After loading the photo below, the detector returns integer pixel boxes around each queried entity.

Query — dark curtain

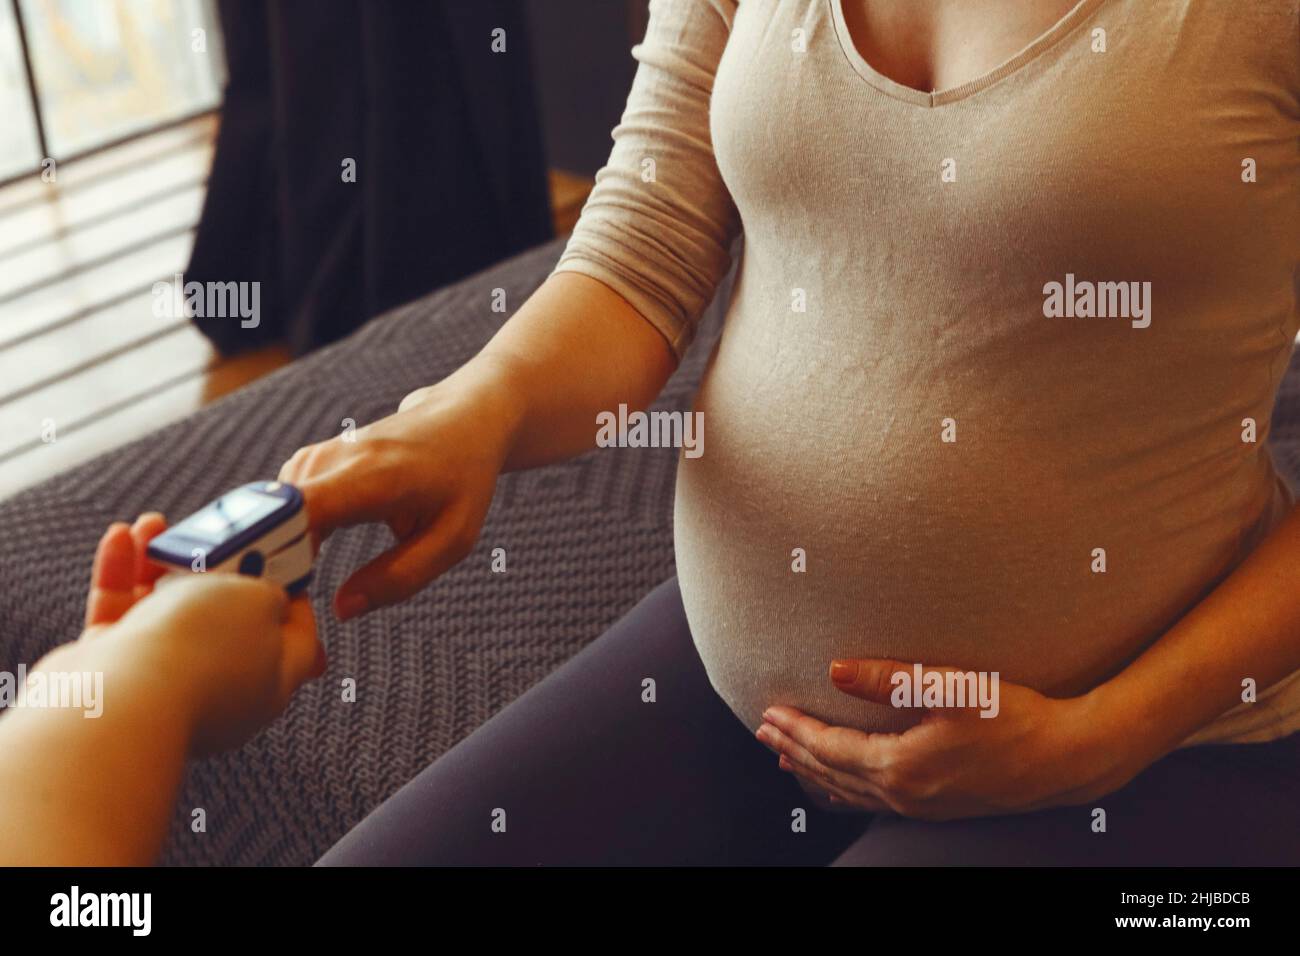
[187,0,553,356]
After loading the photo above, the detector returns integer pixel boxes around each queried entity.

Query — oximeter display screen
[172,488,282,542]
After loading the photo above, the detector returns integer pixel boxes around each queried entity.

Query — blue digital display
[170,488,282,543]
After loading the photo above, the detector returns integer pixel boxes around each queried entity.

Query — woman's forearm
[1088,502,1300,767]
[422,272,679,473]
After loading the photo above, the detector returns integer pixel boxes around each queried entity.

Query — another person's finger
[129,512,168,589]
[85,523,138,628]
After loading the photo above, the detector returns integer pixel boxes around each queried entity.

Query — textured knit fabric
[0,238,734,866]
[554,0,1300,745]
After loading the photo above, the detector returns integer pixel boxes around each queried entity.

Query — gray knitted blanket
[0,236,1296,865]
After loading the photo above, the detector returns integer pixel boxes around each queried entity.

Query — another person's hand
[755,658,1147,820]
[278,373,518,620]
[76,515,325,755]
[0,519,325,865]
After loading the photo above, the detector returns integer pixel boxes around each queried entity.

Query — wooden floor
[0,115,592,501]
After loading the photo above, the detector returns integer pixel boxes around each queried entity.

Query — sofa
[0,235,1296,865]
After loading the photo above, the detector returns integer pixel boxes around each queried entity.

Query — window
[0,2,41,179]
[0,0,223,180]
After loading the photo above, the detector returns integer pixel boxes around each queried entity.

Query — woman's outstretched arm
[280,0,741,619]
[278,271,683,618]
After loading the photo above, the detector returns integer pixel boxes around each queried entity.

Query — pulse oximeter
[146,481,313,594]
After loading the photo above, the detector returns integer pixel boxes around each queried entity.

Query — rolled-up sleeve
[552,0,741,359]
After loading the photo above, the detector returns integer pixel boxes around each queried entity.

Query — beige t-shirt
[554,0,1300,746]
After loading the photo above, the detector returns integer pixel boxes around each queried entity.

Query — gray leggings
[319,577,1300,866]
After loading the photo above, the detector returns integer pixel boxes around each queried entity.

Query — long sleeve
[552,0,742,359]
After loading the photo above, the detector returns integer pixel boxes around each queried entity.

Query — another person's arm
[0,518,322,865]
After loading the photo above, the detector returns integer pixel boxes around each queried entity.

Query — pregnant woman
[299,0,1300,865]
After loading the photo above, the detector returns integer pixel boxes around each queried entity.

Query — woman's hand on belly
[754,658,1133,821]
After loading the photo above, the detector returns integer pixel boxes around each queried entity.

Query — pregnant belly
[671,344,1266,735]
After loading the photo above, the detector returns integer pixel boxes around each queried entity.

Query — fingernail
[778,755,792,771]
[761,708,774,723]
[335,592,368,621]
[830,660,857,684]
